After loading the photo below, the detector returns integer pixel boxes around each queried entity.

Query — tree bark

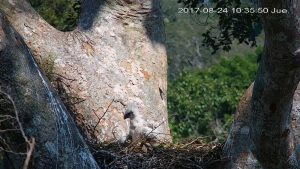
[0,12,99,169]
[224,1,300,168]
[0,0,171,143]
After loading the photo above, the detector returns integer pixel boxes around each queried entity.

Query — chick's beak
[124,112,130,119]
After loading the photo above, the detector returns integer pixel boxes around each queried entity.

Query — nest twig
[91,138,226,169]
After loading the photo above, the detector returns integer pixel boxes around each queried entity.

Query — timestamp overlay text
[178,7,288,14]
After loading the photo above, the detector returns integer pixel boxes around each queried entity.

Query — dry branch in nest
[91,138,227,169]
[0,91,35,169]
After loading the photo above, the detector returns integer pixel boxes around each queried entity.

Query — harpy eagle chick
[123,103,159,143]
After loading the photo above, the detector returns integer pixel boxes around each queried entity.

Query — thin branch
[0,129,20,132]
[22,138,35,169]
[0,115,16,123]
[0,147,27,155]
[0,91,35,168]
[93,99,115,131]
[3,92,29,143]
[52,73,76,82]
[145,118,168,138]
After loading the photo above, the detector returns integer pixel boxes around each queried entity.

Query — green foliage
[168,48,261,141]
[29,0,80,31]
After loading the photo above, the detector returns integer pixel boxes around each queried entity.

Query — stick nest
[91,138,227,169]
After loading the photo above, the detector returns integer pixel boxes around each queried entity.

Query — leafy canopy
[29,0,80,31]
[168,48,260,141]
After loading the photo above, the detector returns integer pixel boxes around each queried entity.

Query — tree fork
[0,0,171,143]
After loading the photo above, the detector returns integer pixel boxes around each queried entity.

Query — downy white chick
[123,103,158,143]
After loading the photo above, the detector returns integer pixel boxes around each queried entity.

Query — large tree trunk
[0,0,171,143]
[224,1,300,168]
[0,13,99,169]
